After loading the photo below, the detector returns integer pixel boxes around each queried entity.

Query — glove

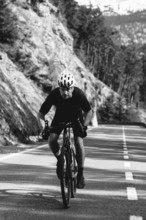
[42,129,50,140]
[81,125,87,138]
[76,119,87,138]
[42,120,50,140]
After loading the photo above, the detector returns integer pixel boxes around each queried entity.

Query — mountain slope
[104,10,146,45]
[0,0,115,146]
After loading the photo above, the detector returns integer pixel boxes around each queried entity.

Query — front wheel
[71,147,78,198]
[60,148,71,208]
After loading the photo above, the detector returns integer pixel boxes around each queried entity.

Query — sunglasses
[60,87,74,92]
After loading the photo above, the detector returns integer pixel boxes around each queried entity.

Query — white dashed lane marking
[124,150,128,155]
[124,155,129,160]
[122,127,143,220]
[125,172,133,181]
[130,216,143,220]
[127,187,138,200]
[124,161,131,168]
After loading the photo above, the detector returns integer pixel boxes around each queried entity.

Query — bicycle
[44,121,78,208]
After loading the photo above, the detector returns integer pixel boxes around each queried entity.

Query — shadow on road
[0,125,146,219]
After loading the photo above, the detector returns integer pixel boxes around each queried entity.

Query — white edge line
[0,144,48,161]
[0,128,95,162]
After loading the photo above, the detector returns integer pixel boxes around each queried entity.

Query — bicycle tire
[71,147,77,198]
[60,147,71,208]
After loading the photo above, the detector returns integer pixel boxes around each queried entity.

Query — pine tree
[0,0,18,44]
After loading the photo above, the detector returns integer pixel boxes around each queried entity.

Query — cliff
[0,0,115,146]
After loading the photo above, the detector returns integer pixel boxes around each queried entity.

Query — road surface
[0,125,146,220]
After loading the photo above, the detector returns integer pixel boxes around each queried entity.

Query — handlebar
[45,120,78,129]
[42,119,87,140]
[41,121,73,140]
[50,122,73,130]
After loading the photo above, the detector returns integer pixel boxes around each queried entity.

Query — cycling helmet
[58,70,75,88]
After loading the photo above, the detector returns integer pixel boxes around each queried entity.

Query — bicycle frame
[60,123,78,208]
[63,126,71,150]
[46,121,77,208]
[63,126,77,178]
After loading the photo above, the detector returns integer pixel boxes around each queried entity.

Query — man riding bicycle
[38,70,92,189]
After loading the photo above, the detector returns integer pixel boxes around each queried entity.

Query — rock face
[0,0,113,146]
[0,52,43,145]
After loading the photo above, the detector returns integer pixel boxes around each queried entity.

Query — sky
[75,0,146,14]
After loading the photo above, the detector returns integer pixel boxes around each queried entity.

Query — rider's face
[59,87,74,99]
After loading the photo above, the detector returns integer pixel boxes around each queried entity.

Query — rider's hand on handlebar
[42,120,50,140]
[76,119,88,138]
[81,125,87,138]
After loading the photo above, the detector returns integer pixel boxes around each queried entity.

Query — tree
[0,0,18,44]
[98,94,127,123]
[139,44,146,105]
[56,0,144,109]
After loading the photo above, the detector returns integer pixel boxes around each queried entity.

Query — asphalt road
[0,125,146,220]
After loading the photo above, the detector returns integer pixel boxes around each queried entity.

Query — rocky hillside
[104,10,146,45]
[0,0,115,146]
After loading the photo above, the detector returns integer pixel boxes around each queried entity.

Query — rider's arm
[83,109,93,127]
[76,88,93,127]
[38,89,57,132]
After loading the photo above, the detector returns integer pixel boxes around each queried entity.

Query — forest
[51,0,146,109]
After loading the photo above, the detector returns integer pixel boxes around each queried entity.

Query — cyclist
[38,70,93,189]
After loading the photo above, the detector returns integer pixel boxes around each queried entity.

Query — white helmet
[58,70,75,88]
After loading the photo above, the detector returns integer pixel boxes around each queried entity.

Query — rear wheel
[60,148,71,208]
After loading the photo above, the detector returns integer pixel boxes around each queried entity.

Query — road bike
[45,121,78,208]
